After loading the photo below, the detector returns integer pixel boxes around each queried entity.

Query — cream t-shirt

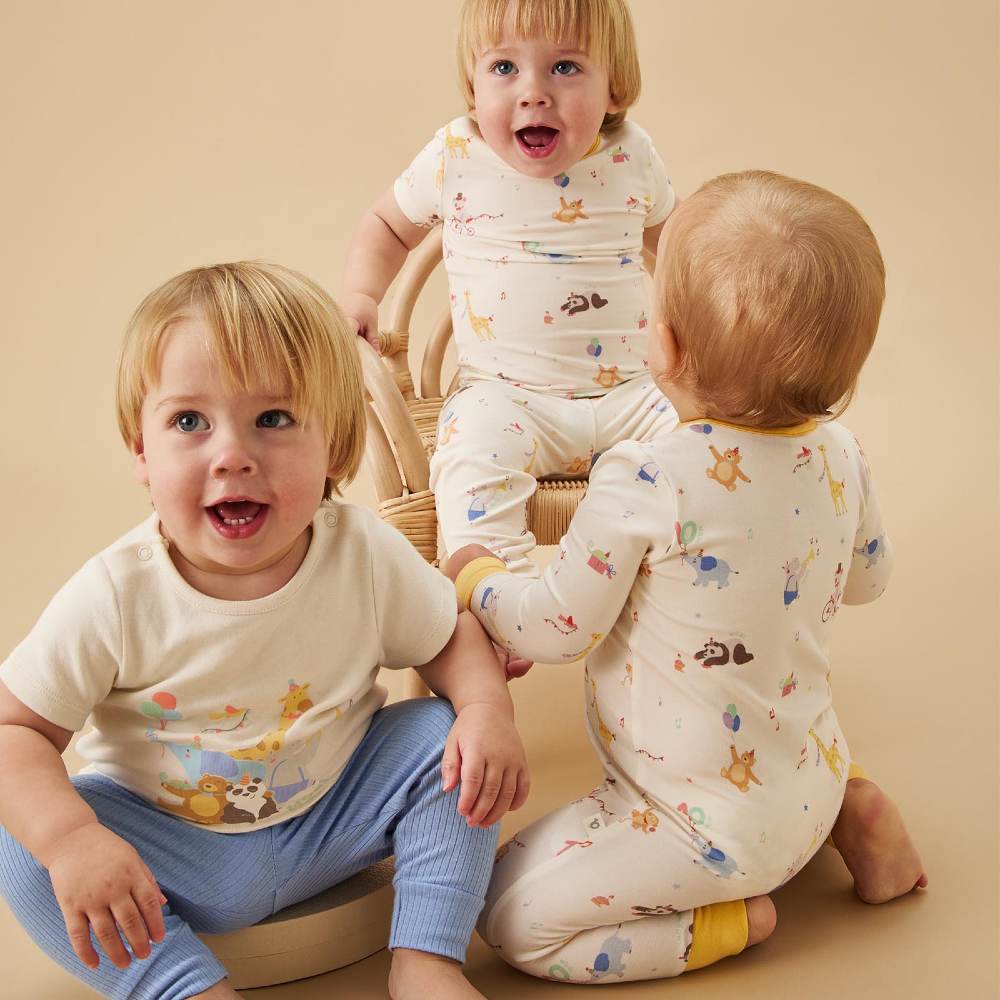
[394,116,675,396]
[0,503,457,832]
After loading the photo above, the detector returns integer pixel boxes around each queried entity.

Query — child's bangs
[198,300,306,412]
[467,0,608,61]
[187,269,334,436]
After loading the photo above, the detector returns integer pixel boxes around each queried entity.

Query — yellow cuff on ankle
[455,556,508,610]
[686,899,748,971]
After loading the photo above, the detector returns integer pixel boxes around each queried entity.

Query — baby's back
[588,419,889,885]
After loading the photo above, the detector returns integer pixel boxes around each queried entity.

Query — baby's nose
[210,439,258,477]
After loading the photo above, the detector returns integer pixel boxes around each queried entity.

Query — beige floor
[1,0,997,997]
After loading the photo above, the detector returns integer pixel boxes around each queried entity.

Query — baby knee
[478,895,553,973]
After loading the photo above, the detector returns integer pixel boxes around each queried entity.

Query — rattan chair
[358,225,656,697]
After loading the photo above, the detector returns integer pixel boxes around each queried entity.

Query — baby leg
[431,383,590,575]
[271,699,499,1000]
[831,765,927,904]
[480,780,767,983]
[593,373,679,456]
[0,774,271,999]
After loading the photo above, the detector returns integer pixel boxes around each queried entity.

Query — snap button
[137,545,153,562]
[324,511,339,527]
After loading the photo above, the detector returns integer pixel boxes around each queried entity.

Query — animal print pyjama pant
[479,773,763,983]
[430,375,677,574]
[0,699,497,999]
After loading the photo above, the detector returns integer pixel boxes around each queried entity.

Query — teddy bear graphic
[706,445,751,492]
[157,773,229,825]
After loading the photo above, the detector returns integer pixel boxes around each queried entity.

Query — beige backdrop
[0,2,997,998]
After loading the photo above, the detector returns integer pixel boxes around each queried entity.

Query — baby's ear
[657,321,682,374]
[133,438,150,486]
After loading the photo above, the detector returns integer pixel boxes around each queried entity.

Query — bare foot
[831,777,928,904]
[745,894,777,948]
[388,949,485,1000]
[493,641,533,681]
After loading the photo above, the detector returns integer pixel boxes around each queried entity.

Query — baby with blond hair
[447,170,926,982]
[343,0,678,587]
[0,261,528,1000]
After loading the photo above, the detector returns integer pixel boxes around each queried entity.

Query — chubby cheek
[281,481,320,514]
[146,466,200,521]
[474,109,508,151]
[276,459,329,513]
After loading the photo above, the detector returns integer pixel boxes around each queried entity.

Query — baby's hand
[341,291,380,352]
[442,703,530,827]
[46,821,166,970]
[442,543,496,583]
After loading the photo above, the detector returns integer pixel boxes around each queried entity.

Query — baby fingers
[111,897,154,960]
[62,909,100,969]
[475,768,522,828]
[88,909,132,969]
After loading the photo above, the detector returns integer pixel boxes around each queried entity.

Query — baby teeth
[222,516,254,526]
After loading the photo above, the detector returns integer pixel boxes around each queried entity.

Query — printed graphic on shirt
[854,534,886,568]
[809,727,846,781]
[150,680,321,826]
[681,551,737,588]
[782,539,818,608]
[821,562,846,622]
[693,638,754,668]
[818,444,847,516]
[706,444,751,492]
[721,744,763,793]
[552,196,589,223]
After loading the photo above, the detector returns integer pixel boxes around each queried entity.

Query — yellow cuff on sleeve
[454,556,509,610]
[686,898,748,971]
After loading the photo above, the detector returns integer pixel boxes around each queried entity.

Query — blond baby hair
[658,170,886,428]
[116,261,366,499]
[457,0,641,132]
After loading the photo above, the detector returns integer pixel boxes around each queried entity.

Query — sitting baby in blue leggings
[0,262,528,1000]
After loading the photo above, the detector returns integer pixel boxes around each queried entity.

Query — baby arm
[843,453,894,605]
[342,187,430,350]
[0,681,166,970]
[415,609,530,828]
[447,447,656,664]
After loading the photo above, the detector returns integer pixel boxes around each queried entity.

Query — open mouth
[515,125,559,158]
[207,500,268,539]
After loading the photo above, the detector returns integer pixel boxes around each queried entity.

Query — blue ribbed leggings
[0,698,498,999]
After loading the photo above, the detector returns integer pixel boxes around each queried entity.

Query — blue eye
[491,60,516,76]
[257,410,293,429]
[174,411,208,433]
[553,60,579,76]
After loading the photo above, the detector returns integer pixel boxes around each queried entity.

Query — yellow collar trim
[583,134,602,158]
[679,417,818,437]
